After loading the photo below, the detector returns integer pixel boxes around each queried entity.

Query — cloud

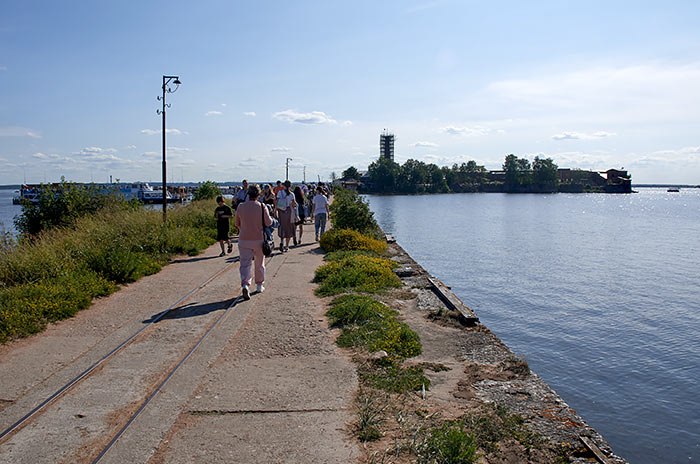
[238,157,259,168]
[0,126,42,138]
[205,110,222,116]
[0,66,7,71]
[140,128,183,135]
[221,104,227,108]
[271,147,292,153]
[142,151,160,158]
[124,145,136,149]
[486,62,700,122]
[411,141,439,148]
[343,120,353,126]
[441,125,490,137]
[243,111,256,117]
[552,131,617,141]
[165,146,191,156]
[273,109,337,125]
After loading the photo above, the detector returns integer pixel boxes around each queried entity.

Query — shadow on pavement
[143,298,236,323]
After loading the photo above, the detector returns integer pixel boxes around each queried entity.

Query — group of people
[213,180,331,300]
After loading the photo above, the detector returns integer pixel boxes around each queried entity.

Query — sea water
[367,189,700,464]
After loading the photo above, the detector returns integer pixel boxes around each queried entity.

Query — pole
[162,78,167,222]
[286,157,292,181]
[303,166,306,183]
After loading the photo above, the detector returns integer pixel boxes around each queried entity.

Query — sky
[1,0,700,185]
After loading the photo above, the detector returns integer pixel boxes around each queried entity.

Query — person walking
[234,179,249,210]
[274,180,296,252]
[293,185,306,245]
[234,184,273,300]
[312,185,329,241]
[262,184,275,205]
[214,196,233,256]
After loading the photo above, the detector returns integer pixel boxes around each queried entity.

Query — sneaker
[256,284,265,293]
[241,286,250,300]
[315,234,319,241]
[293,236,298,246]
[219,252,226,257]
[227,243,233,253]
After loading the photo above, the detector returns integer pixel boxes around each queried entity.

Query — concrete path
[0,222,359,463]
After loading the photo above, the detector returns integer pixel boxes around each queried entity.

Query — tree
[532,156,559,192]
[193,180,221,201]
[503,154,531,192]
[368,157,400,192]
[342,166,360,180]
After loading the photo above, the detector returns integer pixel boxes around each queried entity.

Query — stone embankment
[0,220,626,463]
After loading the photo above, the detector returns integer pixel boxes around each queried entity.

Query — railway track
[0,251,250,457]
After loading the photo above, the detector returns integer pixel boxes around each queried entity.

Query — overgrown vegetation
[418,421,478,464]
[314,254,400,296]
[14,180,139,235]
[192,180,221,201]
[319,228,386,254]
[329,188,382,236]
[0,200,220,343]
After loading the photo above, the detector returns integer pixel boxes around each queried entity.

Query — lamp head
[173,78,181,85]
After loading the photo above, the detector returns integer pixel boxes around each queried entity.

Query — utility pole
[156,75,182,222]
[303,166,306,183]
[286,157,292,181]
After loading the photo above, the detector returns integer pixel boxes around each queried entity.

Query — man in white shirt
[311,185,329,241]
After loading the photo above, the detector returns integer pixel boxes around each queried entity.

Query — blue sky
[1,0,700,184]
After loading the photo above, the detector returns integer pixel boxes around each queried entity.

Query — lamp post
[286,157,292,181]
[156,75,181,222]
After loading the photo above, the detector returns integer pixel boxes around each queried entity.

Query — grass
[359,360,430,393]
[0,200,221,343]
[319,228,387,254]
[314,254,401,296]
[418,421,478,464]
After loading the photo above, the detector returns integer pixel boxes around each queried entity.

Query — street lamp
[286,157,292,181]
[156,75,181,222]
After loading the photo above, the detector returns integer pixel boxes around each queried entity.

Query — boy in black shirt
[214,196,233,256]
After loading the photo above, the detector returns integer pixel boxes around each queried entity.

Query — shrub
[0,199,219,343]
[193,180,221,201]
[420,422,478,464]
[336,317,422,359]
[319,228,387,254]
[323,249,382,262]
[330,189,380,235]
[314,254,400,296]
[326,294,397,327]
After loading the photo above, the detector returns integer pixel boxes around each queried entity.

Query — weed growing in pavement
[416,421,478,464]
[359,360,430,394]
[356,387,390,441]
[319,228,387,254]
[314,254,400,296]
[0,200,220,343]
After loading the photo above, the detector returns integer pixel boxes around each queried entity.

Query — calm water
[0,188,20,236]
[367,189,700,464]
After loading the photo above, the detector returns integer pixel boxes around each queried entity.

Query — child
[214,196,233,256]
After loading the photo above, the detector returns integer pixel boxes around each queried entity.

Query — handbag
[261,204,274,257]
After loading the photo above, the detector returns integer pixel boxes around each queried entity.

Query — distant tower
[379,129,395,161]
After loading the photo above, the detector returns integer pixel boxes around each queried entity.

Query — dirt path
[0,222,359,463]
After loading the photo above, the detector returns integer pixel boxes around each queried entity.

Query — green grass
[0,200,220,343]
[319,228,387,254]
[326,294,398,327]
[359,361,430,393]
[315,254,400,296]
[418,421,478,464]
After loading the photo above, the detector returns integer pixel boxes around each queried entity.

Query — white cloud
[140,128,183,135]
[0,126,41,138]
[271,147,292,153]
[238,157,259,168]
[205,110,222,116]
[125,145,136,149]
[166,146,191,156]
[441,125,490,137]
[243,111,256,117]
[552,131,617,141]
[273,109,337,125]
[411,141,439,148]
[343,120,353,126]
[0,66,7,71]
[486,62,700,123]
[221,104,227,108]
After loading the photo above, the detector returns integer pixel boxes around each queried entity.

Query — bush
[336,317,422,359]
[319,228,387,254]
[330,189,380,236]
[360,361,429,393]
[0,199,219,343]
[193,180,221,201]
[323,249,382,262]
[326,294,397,327]
[314,254,400,296]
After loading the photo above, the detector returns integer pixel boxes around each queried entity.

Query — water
[367,189,700,464]
[0,188,21,236]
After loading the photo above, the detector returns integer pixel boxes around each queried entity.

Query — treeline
[346,154,563,194]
